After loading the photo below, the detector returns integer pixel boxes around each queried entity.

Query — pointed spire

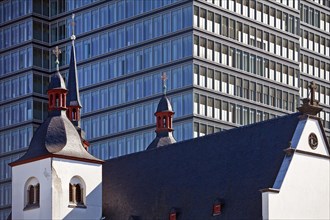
[146,73,176,150]
[66,14,89,150]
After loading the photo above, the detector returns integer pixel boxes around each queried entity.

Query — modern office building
[0,0,329,218]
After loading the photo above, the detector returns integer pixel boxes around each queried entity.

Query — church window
[169,208,178,220]
[212,199,222,216]
[69,176,86,208]
[24,177,40,210]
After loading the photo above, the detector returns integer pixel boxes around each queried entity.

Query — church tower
[66,14,90,150]
[147,73,176,150]
[10,47,103,220]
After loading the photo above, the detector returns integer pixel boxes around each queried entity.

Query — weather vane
[161,72,167,95]
[52,46,61,71]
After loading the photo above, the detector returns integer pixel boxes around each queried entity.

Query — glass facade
[0,0,330,217]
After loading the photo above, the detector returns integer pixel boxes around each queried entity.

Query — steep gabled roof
[103,113,301,219]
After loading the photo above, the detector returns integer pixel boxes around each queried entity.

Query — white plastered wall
[52,158,102,220]
[12,157,102,220]
[262,118,330,220]
[12,158,52,220]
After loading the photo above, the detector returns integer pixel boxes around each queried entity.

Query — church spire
[146,73,176,150]
[66,14,82,126]
[66,14,90,150]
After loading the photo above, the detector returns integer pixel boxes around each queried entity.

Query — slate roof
[156,95,173,112]
[103,112,301,220]
[66,45,82,107]
[146,131,176,150]
[11,111,102,165]
[48,71,66,90]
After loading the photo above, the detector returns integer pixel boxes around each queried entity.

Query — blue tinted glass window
[100,88,108,108]
[163,41,171,63]
[163,13,171,35]
[172,38,182,60]
[109,58,117,79]
[117,27,125,48]
[100,33,108,54]
[183,6,193,28]
[109,85,117,106]
[117,1,125,20]
[126,25,134,46]
[100,60,109,81]
[135,0,143,15]
[126,81,134,102]
[143,19,152,40]
[172,9,182,32]
[135,106,143,127]
[91,36,99,57]
[109,3,117,24]
[126,109,134,129]
[144,47,152,69]
[126,53,134,74]
[135,22,143,43]
[100,6,108,26]
[183,35,192,57]
[117,111,126,132]
[135,78,143,99]
[126,0,134,18]
[83,12,91,32]
[144,75,152,97]
[153,15,162,38]
[92,9,99,29]
[135,50,143,71]
[109,113,117,133]
[153,44,162,66]
[109,31,117,51]
[117,55,125,76]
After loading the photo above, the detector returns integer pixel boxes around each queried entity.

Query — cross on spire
[161,72,167,95]
[52,46,61,70]
[309,81,317,105]
[71,14,76,41]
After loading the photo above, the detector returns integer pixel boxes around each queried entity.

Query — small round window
[308,133,318,150]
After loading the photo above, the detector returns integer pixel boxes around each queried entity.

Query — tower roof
[48,71,67,90]
[10,111,102,166]
[66,15,81,107]
[66,44,82,107]
[156,95,173,112]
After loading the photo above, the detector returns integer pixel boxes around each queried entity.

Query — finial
[309,81,317,105]
[71,14,76,41]
[297,81,322,115]
[52,46,61,71]
[161,72,167,95]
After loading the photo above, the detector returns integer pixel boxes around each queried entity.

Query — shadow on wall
[64,183,102,220]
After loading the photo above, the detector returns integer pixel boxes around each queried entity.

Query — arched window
[24,177,40,210]
[163,117,166,127]
[55,94,59,107]
[72,108,77,121]
[69,176,86,208]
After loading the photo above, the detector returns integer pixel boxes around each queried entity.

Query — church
[9,23,330,220]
